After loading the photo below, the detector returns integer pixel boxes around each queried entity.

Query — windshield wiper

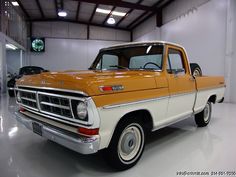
[109,65,129,70]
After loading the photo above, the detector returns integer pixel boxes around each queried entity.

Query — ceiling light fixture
[96,8,126,17]
[107,17,116,25]
[11,1,19,6]
[58,10,67,17]
[96,8,111,14]
[6,44,17,50]
[112,11,126,17]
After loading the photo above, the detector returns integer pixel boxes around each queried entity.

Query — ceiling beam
[30,18,130,31]
[89,4,98,23]
[54,0,59,17]
[130,0,175,29]
[72,0,157,12]
[15,0,30,19]
[75,1,81,20]
[116,0,144,27]
[102,6,116,25]
[60,0,64,9]
[127,0,174,29]
[35,0,45,18]
[126,11,149,29]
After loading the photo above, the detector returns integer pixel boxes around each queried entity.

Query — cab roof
[101,41,184,51]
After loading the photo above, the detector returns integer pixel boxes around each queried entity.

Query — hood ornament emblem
[41,80,46,85]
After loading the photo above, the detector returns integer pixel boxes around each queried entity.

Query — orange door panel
[165,45,196,120]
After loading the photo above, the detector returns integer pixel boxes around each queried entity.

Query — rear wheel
[190,63,202,77]
[195,101,212,127]
[104,119,145,171]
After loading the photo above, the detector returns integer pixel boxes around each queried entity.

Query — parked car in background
[7,66,48,97]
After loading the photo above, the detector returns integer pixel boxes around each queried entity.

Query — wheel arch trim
[105,109,154,149]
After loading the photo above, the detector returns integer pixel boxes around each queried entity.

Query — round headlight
[76,102,87,120]
[16,92,21,102]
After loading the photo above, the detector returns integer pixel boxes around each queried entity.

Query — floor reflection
[0,94,236,177]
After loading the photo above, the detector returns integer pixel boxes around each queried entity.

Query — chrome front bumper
[14,111,100,154]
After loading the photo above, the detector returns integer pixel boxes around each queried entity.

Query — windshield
[90,44,164,71]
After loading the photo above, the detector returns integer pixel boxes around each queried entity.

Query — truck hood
[16,70,159,96]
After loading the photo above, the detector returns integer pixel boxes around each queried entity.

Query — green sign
[31,38,45,52]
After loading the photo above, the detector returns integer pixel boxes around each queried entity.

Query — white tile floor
[0,94,236,177]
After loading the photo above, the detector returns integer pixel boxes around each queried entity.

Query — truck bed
[194,76,225,113]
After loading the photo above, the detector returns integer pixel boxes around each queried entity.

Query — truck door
[165,45,196,121]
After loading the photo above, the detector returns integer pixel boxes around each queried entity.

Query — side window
[167,48,185,74]
[97,54,118,70]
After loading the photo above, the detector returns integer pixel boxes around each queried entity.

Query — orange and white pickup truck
[14,41,225,170]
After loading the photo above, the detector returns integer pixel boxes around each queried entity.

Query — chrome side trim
[16,85,89,96]
[8,87,14,90]
[102,86,224,110]
[197,85,225,92]
[103,96,169,109]
[170,91,196,98]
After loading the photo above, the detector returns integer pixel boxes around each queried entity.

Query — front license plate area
[32,122,42,136]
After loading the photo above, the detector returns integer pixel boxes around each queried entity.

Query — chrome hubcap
[120,132,136,154]
[204,103,210,122]
[118,124,144,163]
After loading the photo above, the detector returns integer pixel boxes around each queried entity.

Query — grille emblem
[59,81,64,85]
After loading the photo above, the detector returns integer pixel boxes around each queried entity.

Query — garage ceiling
[15,0,174,31]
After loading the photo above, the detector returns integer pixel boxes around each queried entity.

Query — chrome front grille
[38,93,73,118]
[16,88,79,121]
[19,90,37,109]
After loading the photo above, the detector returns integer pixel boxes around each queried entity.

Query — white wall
[29,38,124,71]
[133,0,235,102]
[161,0,227,76]
[0,41,3,93]
[162,0,210,24]
[29,22,130,71]
[133,16,161,42]
[6,50,21,75]
[32,22,130,42]
[229,0,236,103]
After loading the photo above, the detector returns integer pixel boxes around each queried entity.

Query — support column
[224,0,235,102]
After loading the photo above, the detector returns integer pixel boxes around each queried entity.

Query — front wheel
[195,101,212,127]
[104,119,145,171]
